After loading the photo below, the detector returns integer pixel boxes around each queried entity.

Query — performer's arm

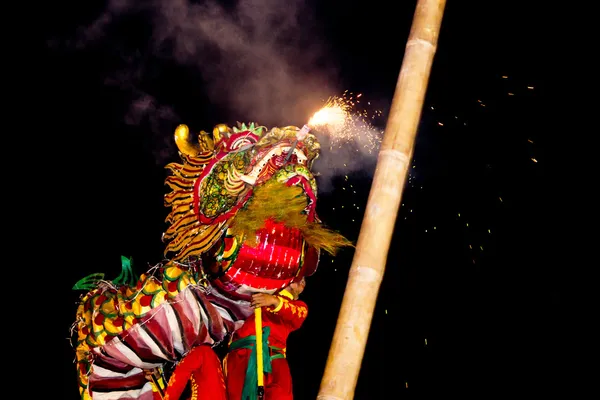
[268,298,308,331]
[250,293,308,331]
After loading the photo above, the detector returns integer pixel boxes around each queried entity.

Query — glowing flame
[308,105,347,131]
[305,92,384,154]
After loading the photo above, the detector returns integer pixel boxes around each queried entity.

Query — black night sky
[39,0,577,398]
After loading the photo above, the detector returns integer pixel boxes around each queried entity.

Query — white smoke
[74,0,339,125]
[58,0,384,190]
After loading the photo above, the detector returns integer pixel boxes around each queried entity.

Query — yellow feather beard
[228,180,354,256]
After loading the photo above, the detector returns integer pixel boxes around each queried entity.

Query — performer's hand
[251,293,280,308]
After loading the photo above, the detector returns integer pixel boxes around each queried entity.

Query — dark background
[37,0,575,398]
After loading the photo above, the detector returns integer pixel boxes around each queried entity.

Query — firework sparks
[308,98,350,132]
[307,91,383,153]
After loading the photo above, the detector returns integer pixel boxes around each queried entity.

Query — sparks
[306,91,383,153]
[308,103,347,132]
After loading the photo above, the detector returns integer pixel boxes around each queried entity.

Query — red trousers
[225,348,294,400]
[163,345,227,400]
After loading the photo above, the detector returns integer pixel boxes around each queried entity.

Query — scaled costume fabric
[225,291,308,400]
[71,122,351,399]
[72,261,247,399]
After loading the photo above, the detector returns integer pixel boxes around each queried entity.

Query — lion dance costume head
[164,121,351,299]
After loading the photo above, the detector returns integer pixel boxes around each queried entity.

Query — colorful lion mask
[163,122,351,299]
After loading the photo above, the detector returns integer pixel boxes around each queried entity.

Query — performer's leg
[224,349,251,400]
[163,345,227,400]
[264,358,294,400]
[189,346,227,400]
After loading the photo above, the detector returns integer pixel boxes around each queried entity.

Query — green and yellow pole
[254,307,265,399]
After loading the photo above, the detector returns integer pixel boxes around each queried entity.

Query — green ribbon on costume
[72,273,105,290]
[72,256,138,291]
[229,326,286,400]
[113,256,137,287]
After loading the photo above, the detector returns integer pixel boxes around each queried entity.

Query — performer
[162,344,227,400]
[225,278,308,400]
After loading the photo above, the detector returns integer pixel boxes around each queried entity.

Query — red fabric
[152,390,163,400]
[225,298,308,400]
[226,354,293,400]
[163,345,227,400]
[218,219,305,296]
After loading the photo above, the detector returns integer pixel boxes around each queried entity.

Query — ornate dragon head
[163,122,349,299]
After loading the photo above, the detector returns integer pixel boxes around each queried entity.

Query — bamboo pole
[317,0,447,398]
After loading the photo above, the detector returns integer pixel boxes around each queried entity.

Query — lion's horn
[213,124,231,144]
[174,124,205,156]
